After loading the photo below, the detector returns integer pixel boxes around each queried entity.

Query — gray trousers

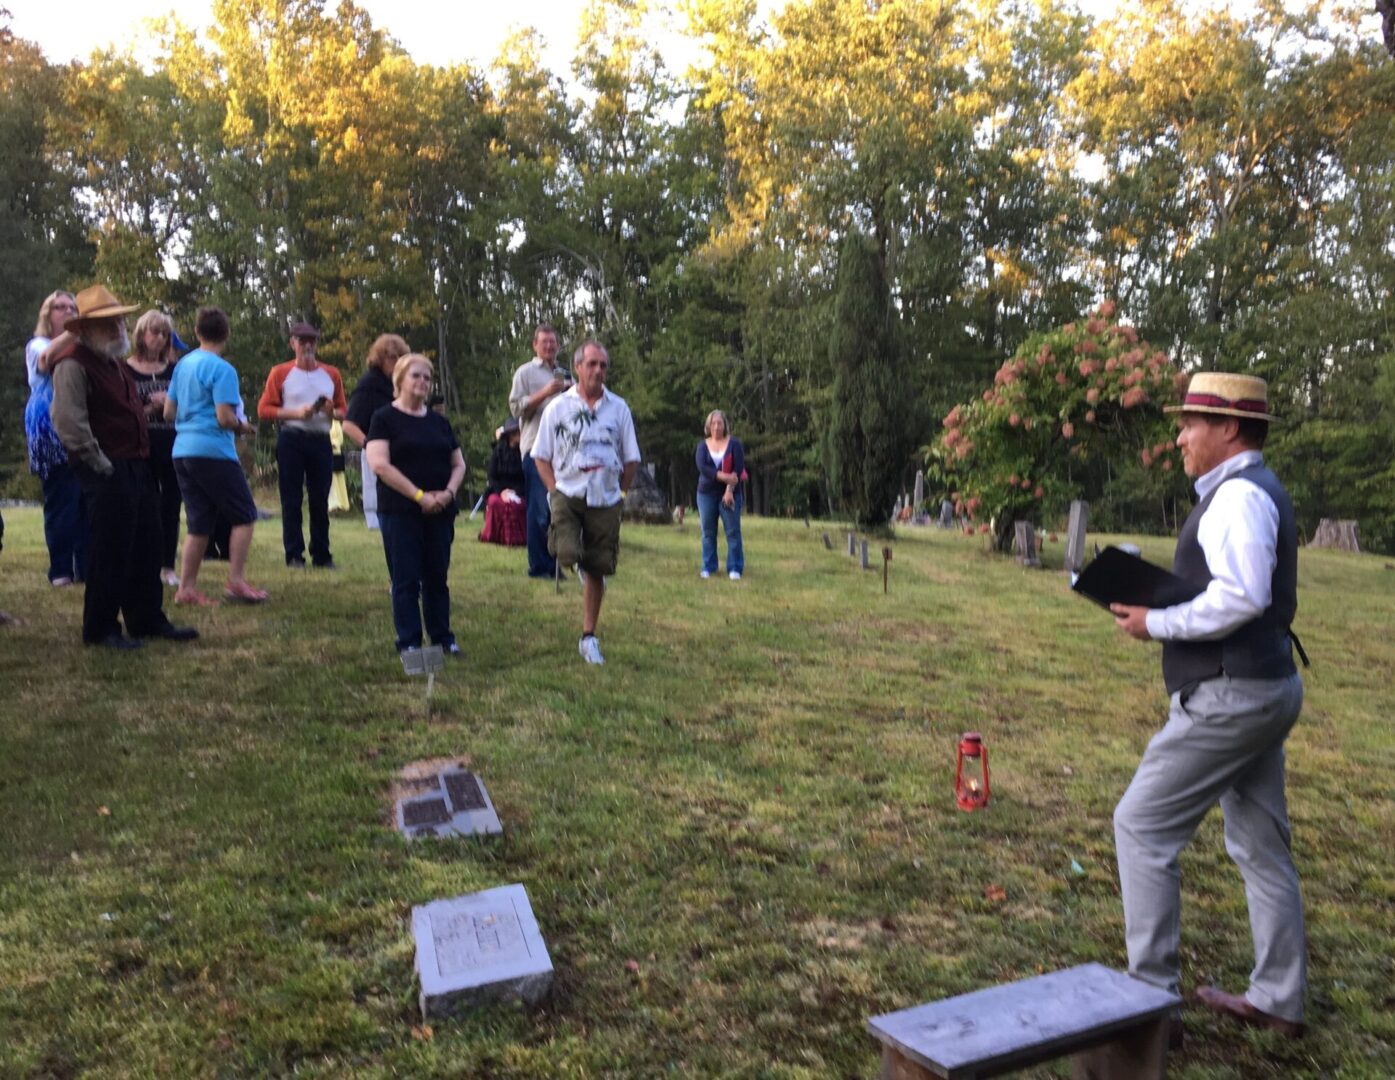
[1113,672,1306,1022]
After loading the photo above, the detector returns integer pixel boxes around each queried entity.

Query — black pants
[76,459,170,642]
[276,429,333,565]
[148,432,182,569]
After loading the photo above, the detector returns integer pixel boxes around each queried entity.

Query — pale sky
[9,0,683,74]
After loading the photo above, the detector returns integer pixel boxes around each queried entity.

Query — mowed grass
[0,505,1392,1079]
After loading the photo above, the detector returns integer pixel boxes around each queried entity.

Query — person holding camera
[257,321,346,569]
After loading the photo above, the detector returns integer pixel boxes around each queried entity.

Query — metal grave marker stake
[401,644,446,697]
[412,883,553,1017]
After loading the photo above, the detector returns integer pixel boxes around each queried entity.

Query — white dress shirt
[1145,450,1281,642]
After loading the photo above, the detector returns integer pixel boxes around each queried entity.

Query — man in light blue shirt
[165,307,267,606]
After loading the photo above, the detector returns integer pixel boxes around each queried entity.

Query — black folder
[1071,546,1202,611]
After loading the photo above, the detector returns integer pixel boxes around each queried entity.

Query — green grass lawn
[1,505,1392,1078]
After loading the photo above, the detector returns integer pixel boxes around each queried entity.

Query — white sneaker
[700,570,711,579]
[728,571,742,581]
[578,634,605,665]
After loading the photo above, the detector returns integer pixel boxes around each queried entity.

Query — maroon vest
[55,343,150,461]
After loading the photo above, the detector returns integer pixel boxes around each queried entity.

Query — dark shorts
[175,457,258,536]
[547,491,622,577]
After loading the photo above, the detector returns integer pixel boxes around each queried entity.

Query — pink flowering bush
[932,302,1186,551]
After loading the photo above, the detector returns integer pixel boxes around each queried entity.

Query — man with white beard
[50,286,198,650]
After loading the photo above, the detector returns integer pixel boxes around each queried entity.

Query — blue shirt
[168,348,241,462]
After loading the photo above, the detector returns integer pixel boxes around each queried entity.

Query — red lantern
[955,732,990,811]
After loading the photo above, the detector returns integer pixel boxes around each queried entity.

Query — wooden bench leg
[1070,1015,1169,1080]
[880,1046,940,1080]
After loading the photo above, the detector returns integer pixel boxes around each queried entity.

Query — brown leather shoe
[1195,986,1305,1038]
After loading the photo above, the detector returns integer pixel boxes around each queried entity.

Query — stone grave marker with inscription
[1065,500,1089,575]
[413,883,553,1017]
[395,765,502,839]
[939,499,954,529]
[860,539,871,570]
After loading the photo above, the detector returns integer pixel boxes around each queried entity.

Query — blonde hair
[34,291,76,338]
[365,333,409,372]
[132,310,175,364]
[703,410,731,437]
[392,353,435,396]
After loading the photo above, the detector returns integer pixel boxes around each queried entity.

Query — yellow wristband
[413,489,424,503]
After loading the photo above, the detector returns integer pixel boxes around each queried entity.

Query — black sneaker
[287,557,306,569]
[444,642,464,659]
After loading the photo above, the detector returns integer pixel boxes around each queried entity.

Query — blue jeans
[41,464,89,583]
[379,511,456,652]
[522,452,556,577]
[697,490,743,575]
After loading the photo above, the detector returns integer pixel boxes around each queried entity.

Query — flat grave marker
[413,883,553,1018]
[394,764,502,839]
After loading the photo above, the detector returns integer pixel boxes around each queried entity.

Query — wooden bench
[867,963,1181,1079]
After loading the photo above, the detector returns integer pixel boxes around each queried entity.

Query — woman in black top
[128,310,183,586]
[365,354,466,657]
[344,333,409,531]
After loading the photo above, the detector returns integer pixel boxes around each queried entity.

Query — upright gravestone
[822,532,833,550]
[413,883,553,1018]
[892,495,903,521]
[860,539,870,570]
[939,500,954,529]
[1014,520,1041,568]
[913,470,925,518]
[1065,500,1089,575]
[848,532,857,556]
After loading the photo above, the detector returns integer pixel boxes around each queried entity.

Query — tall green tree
[826,231,916,528]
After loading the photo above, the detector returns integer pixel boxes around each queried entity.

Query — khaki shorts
[548,491,622,577]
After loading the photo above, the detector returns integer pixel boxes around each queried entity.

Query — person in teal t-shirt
[165,307,267,605]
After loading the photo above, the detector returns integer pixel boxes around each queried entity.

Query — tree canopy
[3,0,1393,548]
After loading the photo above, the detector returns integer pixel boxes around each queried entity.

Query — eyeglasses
[52,302,77,311]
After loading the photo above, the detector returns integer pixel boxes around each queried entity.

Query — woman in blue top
[695,409,745,580]
[24,290,89,586]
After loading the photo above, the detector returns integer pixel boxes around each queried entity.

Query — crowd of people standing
[13,292,746,665]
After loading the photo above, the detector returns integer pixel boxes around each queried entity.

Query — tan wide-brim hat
[66,284,139,329]
[1165,371,1279,422]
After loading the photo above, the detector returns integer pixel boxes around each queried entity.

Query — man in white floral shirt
[532,341,641,665]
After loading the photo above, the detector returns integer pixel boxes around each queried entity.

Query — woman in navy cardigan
[695,410,745,579]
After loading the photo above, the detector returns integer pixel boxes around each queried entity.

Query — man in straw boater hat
[49,285,199,650]
[1110,371,1307,1040]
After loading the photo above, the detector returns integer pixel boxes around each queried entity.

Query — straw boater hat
[65,285,138,329]
[1165,372,1279,423]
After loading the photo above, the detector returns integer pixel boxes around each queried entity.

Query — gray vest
[1161,462,1299,695]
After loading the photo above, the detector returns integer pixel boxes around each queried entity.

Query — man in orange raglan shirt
[257,322,347,569]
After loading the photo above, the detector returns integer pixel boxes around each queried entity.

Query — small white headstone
[413,884,554,1018]
[913,470,925,514]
